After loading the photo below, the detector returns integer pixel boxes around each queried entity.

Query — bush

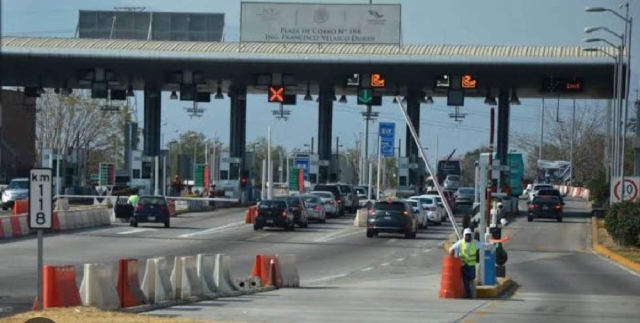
[604,200,640,247]
[586,169,609,203]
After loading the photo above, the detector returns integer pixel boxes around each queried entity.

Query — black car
[130,196,171,228]
[254,200,295,231]
[366,200,418,239]
[527,196,563,222]
[273,195,309,228]
[313,184,345,216]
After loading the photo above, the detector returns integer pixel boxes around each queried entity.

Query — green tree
[460,146,488,186]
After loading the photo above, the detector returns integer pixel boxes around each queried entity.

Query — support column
[496,88,510,188]
[634,99,640,176]
[404,90,421,186]
[143,89,161,157]
[229,87,247,180]
[318,86,334,184]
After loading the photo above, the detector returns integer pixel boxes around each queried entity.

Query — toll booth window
[309,174,317,183]
[220,170,229,180]
[133,169,141,179]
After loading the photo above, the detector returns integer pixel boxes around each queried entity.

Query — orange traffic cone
[266,259,279,289]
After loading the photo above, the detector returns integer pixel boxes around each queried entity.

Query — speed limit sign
[611,177,640,203]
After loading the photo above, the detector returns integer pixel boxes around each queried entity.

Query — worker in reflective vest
[449,228,510,298]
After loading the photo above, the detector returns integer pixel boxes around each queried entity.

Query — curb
[476,277,515,298]
[120,286,277,314]
[591,216,640,274]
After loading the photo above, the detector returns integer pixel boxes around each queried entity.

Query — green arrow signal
[357,88,373,104]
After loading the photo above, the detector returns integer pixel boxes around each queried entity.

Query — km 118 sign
[240,2,401,45]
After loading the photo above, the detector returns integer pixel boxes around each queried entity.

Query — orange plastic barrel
[439,256,464,298]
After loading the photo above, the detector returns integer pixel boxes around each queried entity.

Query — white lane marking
[380,262,390,267]
[388,239,397,243]
[395,258,405,262]
[361,267,373,272]
[117,228,157,235]
[423,248,431,253]
[178,221,244,238]
[411,253,417,257]
[315,229,364,242]
[305,273,348,284]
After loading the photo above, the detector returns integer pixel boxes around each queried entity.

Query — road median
[591,216,640,274]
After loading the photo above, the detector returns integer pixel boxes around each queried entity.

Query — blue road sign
[379,122,395,157]
[294,156,310,181]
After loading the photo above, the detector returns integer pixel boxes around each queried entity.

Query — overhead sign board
[378,122,395,157]
[294,155,310,181]
[461,75,477,89]
[29,168,53,229]
[240,2,402,45]
[435,75,450,89]
[370,73,386,88]
[541,77,585,93]
[268,86,285,103]
[346,74,361,87]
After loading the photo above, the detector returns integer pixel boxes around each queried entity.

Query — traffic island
[591,216,640,274]
[475,277,518,299]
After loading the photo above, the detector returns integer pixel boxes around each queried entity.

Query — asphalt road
[147,199,640,323]
[0,205,457,317]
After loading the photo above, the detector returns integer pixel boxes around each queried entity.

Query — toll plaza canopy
[0,36,620,99]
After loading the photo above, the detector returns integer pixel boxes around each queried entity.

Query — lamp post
[585,3,633,203]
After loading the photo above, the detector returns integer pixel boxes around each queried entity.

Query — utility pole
[539,97,545,162]
[335,136,343,182]
[570,99,576,186]
[361,106,379,185]
[634,92,640,175]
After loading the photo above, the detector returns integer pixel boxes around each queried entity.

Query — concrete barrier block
[79,263,119,310]
[354,209,368,227]
[213,254,237,293]
[18,215,30,235]
[277,254,300,288]
[234,277,250,291]
[196,254,217,295]
[141,257,173,303]
[0,217,13,239]
[54,198,71,211]
[170,256,202,299]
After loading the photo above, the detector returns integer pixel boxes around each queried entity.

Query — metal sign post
[29,168,53,311]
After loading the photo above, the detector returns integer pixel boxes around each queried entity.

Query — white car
[421,194,447,225]
[410,195,443,225]
[403,199,428,229]
[309,191,339,217]
[528,184,554,202]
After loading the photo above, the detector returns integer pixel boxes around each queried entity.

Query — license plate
[267,219,274,224]
[542,206,548,210]
[148,216,155,221]
[384,216,391,220]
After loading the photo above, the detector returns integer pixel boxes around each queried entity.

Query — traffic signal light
[240,176,247,189]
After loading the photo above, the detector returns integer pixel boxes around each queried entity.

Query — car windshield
[311,191,333,199]
[447,175,460,181]
[373,201,406,211]
[8,180,28,189]
[275,196,301,206]
[538,189,560,196]
[301,196,321,204]
[534,185,553,191]
[459,188,474,195]
[418,197,434,205]
[406,200,418,207]
[258,200,287,209]
[138,197,166,205]
[339,185,351,193]
[355,188,366,194]
[533,196,559,203]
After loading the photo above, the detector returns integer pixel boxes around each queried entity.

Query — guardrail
[53,195,240,203]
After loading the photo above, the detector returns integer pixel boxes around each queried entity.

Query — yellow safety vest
[460,240,477,266]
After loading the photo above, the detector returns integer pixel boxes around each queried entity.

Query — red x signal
[268,86,285,102]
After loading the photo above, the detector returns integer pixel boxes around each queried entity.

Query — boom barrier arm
[394,96,462,240]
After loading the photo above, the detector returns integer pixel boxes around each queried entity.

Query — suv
[527,195,563,222]
[313,184,345,216]
[1,178,29,210]
[366,199,418,239]
[334,183,358,213]
[254,200,295,231]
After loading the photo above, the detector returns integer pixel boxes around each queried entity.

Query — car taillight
[403,211,410,216]
[160,205,167,212]
[528,204,537,210]
[282,211,288,217]
[328,200,334,205]
[337,199,343,204]
[368,209,375,216]
[554,204,562,210]
[314,205,321,211]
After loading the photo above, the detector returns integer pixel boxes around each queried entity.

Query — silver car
[309,191,339,217]
[444,175,461,190]
[1,178,29,210]
[300,195,326,223]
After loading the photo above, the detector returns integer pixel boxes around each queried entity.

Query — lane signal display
[268,86,284,102]
[370,73,386,88]
[461,75,477,89]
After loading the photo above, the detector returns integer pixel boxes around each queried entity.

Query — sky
[2,0,640,162]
